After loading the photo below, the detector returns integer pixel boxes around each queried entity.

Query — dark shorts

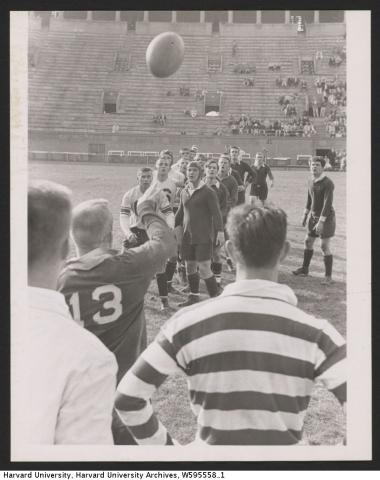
[250,183,268,201]
[182,242,212,262]
[308,213,336,239]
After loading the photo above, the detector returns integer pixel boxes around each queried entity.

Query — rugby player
[175,161,225,306]
[172,147,191,173]
[194,153,207,177]
[120,166,173,248]
[249,152,274,205]
[218,154,239,272]
[204,158,229,286]
[153,150,186,308]
[293,156,336,284]
[229,146,255,205]
[57,184,176,444]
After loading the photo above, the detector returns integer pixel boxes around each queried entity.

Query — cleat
[159,298,170,311]
[321,276,333,285]
[292,267,309,276]
[167,283,185,295]
[178,295,200,308]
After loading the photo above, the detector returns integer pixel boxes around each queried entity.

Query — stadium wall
[41,17,346,37]
[29,131,345,159]
[220,22,345,37]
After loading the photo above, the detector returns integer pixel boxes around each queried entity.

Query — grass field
[29,161,346,445]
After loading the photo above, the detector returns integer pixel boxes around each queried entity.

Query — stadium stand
[28,18,345,139]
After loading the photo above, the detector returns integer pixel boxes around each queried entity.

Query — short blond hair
[71,199,113,250]
[28,180,72,266]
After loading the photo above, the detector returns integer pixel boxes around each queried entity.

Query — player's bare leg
[293,235,316,276]
[249,195,258,206]
[321,237,333,284]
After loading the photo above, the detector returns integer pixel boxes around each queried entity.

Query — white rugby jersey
[120,185,173,230]
[153,172,185,209]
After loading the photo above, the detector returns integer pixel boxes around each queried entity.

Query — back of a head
[226,204,287,268]
[72,199,113,252]
[28,180,72,267]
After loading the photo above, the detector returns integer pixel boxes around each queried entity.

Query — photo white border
[10,10,372,462]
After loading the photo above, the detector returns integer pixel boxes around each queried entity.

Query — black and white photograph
[10,9,371,463]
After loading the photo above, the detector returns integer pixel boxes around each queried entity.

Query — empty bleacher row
[28,27,346,136]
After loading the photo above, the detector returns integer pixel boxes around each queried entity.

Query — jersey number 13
[68,284,122,325]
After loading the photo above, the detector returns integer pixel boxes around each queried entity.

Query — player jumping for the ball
[293,156,336,285]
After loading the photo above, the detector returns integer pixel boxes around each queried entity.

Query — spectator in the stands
[190,109,198,119]
[312,98,319,117]
[244,78,255,87]
[195,89,204,101]
[232,40,238,56]
[179,86,190,97]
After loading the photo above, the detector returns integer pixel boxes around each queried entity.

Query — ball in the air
[146,32,185,78]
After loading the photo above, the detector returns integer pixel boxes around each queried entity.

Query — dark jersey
[230,168,243,186]
[220,175,239,210]
[57,214,175,383]
[231,161,256,185]
[175,184,224,244]
[209,181,229,223]
[306,175,335,219]
[252,165,273,187]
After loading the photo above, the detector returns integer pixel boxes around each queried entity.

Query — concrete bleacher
[28,24,346,136]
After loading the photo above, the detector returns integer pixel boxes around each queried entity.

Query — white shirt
[24,287,117,444]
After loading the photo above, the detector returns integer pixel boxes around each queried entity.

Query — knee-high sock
[156,272,168,298]
[165,261,177,284]
[188,272,200,296]
[204,275,219,298]
[324,254,333,277]
[302,249,314,270]
[211,262,223,285]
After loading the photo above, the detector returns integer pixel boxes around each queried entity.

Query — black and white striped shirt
[115,279,346,445]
